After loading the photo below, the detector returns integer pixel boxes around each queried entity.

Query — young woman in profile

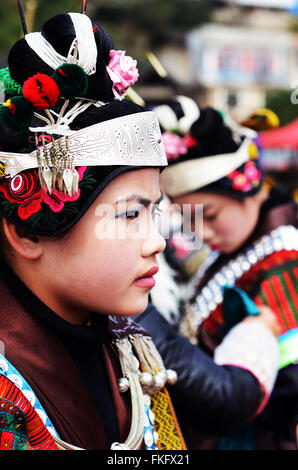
[0,12,282,452]
[0,11,187,451]
[142,97,297,450]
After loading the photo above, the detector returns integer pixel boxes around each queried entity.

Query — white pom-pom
[166,369,178,385]
[118,377,130,393]
[140,372,154,388]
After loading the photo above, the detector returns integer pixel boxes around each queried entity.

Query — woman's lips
[134,266,159,288]
[210,243,222,251]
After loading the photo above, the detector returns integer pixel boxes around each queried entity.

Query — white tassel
[112,337,145,450]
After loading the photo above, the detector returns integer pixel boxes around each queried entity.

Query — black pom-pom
[52,63,88,99]
[0,96,34,131]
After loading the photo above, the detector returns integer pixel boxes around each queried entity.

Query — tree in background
[0,0,81,51]
[0,0,211,72]
[93,0,211,70]
[265,89,298,126]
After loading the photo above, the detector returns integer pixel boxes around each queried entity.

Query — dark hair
[190,108,239,157]
[160,104,263,200]
[8,14,114,102]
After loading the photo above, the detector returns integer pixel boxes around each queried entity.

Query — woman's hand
[243,305,281,338]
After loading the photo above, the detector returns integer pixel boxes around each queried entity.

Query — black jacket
[136,303,261,446]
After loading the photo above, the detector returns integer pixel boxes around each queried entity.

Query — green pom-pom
[0,96,34,131]
[0,67,23,97]
[52,63,88,99]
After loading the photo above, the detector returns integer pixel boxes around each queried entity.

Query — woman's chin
[123,295,149,317]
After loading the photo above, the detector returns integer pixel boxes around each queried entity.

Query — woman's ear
[2,218,43,260]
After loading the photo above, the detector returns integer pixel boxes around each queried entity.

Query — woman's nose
[203,223,215,243]
[141,219,166,258]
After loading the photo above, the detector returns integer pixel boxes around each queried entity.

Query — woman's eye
[205,213,217,222]
[124,210,140,220]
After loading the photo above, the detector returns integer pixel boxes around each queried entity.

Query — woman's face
[41,168,166,323]
[172,191,263,255]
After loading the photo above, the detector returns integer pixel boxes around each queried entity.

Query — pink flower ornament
[244,161,261,182]
[227,161,261,193]
[162,132,188,161]
[44,166,87,213]
[106,50,139,100]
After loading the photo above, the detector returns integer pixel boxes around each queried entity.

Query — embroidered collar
[180,225,298,344]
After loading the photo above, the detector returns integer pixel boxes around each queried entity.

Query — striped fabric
[245,257,298,335]
[0,375,58,450]
[202,250,298,338]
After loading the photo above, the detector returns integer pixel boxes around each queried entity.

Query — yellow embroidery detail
[151,386,187,450]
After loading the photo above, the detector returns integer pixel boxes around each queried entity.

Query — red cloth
[258,119,298,150]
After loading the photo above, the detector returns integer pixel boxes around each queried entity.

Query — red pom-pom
[23,73,60,110]
[184,134,198,148]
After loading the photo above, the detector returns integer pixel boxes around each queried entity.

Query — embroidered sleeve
[214,321,279,414]
[0,399,32,450]
[253,260,298,335]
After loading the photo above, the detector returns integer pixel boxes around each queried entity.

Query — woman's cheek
[218,210,243,240]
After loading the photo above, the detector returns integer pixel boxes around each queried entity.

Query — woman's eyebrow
[203,204,213,213]
[114,191,163,207]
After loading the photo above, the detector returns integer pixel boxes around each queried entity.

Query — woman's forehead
[99,168,161,201]
[174,191,235,206]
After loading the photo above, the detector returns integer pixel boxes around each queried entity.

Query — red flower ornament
[0,169,44,220]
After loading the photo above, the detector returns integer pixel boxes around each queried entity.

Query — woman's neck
[6,258,93,326]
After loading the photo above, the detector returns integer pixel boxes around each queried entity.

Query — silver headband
[0,111,167,195]
[160,138,252,198]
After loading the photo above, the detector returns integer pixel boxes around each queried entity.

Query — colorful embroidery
[0,374,58,450]
[200,253,298,370]
[225,160,262,194]
[0,169,44,220]
[254,260,298,334]
[0,166,97,233]
[0,399,32,450]
[150,387,186,450]
[182,226,298,344]
[0,353,58,447]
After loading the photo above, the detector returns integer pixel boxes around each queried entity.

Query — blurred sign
[200,46,288,86]
[187,26,293,88]
[189,44,289,87]
[229,0,298,9]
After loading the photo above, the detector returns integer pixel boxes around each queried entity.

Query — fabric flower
[106,50,139,100]
[0,169,44,220]
[162,132,188,161]
[244,161,261,182]
[43,166,87,213]
[228,171,252,192]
